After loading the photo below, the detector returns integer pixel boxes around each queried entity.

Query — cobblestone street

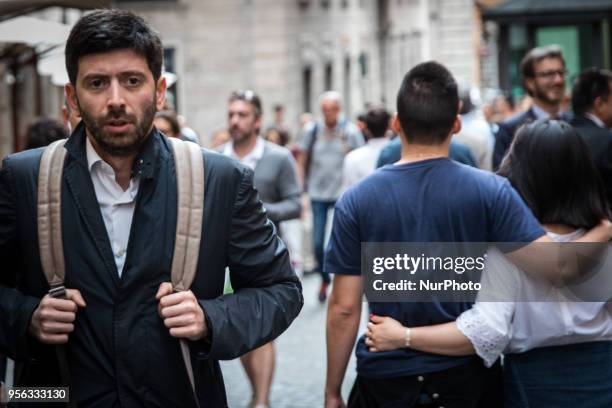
[221,273,366,408]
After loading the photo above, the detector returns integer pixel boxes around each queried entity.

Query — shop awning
[483,0,612,21]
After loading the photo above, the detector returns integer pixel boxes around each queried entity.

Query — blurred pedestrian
[25,117,68,150]
[342,106,390,189]
[454,88,494,170]
[570,67,612,208]
[298,91,364,302]
[493,45,569,169]
[176,114,201,145]
[210,128,230,149]
[155,109,200,144]
[221,90,301,408]
[264,126,290,147]
[492,93,515,123]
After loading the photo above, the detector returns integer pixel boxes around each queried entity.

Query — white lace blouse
[457,230,612,367]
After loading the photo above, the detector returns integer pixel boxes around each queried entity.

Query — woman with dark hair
[365,119,612,407]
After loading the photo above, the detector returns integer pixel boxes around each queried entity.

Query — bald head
[320,91,342,128]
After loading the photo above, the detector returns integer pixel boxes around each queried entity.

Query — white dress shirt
[86,137,140,277]
[222,137,265,170]
[457,229,612,367]
[341,137,388,190]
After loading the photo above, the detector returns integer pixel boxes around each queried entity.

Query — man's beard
[79,98,156,157]
[533,82,564,106]
[230,126,256,145]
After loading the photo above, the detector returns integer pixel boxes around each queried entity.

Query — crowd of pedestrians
[1,8,612,408]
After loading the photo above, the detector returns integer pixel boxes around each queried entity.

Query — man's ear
[391,114,402,134]
[451,114,462,135]
[156,76,167,111]
[64,83,79,114]
[255,115,263,132]
[593,95,604,113]
[524,78,535,96]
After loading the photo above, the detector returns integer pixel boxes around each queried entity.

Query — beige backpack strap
[36,139,74,401]
[37,139,68,297]
[168,137,205,406]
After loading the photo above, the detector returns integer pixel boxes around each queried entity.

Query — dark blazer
[570,115,612,208]
[0,124,303,407]
[492,108,537,170]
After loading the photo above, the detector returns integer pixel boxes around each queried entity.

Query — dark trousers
[310,199,335,284]
[348,359,503,408]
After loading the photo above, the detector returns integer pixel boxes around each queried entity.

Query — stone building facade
[0,0,483,154]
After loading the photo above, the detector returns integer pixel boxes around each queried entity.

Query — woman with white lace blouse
[365,120,612,408]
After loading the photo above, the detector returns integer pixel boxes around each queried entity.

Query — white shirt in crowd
[457,229,612,367]
[222,137,265,170]
[342,137,388,190]
[86,137,140,277]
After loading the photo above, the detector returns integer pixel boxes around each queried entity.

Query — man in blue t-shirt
[323,62,610,408]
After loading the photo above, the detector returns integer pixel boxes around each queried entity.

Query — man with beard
[221,90,301,408]
[0,9,302,408]
[493,45,568,169]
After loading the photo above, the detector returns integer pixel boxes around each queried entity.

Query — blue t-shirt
[324,158,545,379]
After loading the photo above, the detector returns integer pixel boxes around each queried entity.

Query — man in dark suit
[570,68,612,208]
[493,45,568,169]
[0,10,302,407]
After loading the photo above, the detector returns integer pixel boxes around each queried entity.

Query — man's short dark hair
[520,45,565,94]
[229,90,263,118]
[571,68,612,116]
[65,9,163,85]
[363,107,390,139]
[396,61,459,144]
[25,118,68,149]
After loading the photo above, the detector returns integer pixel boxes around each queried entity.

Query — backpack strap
[37,139,73,402]
[168,137,205,407]
[37,139,68,296]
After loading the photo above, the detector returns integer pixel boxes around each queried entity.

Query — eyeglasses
[534,69,568,80]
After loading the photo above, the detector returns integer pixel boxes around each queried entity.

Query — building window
[298,0,310,10]
[324,62,333,91]
[303,66,312,113]
[341,0,349,8]
[343,55,351,118]
[163,47,179,112]
[321,0,330,9]
[359,52,368,77]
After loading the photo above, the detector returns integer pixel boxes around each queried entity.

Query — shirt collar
[224,137,265,163]
[585,112,606,128]
[86,136,105,173]
[531,103,553,120]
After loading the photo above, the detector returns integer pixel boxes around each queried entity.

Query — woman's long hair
[498,119,610,229]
